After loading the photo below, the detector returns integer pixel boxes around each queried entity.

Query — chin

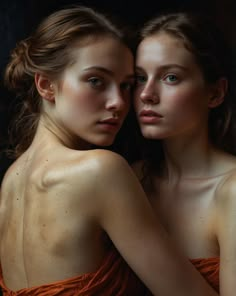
[141,127,167,140]
[94,137,115,147]
[141,130,157,140]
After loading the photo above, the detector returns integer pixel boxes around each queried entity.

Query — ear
[208,78,228,109]
[35,73,55,102]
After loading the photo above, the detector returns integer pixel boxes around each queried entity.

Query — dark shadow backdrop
[1,0,235,182]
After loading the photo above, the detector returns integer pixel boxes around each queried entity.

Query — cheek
[56,95,93,124]
[166,85,204,110]
[165,91,209,128]
[63,83,102,112]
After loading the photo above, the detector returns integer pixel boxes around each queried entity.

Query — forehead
[69,37,134,74]
[136,33,196,68]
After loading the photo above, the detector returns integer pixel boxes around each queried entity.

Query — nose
[140,81,159,104]
[106,87,129,112]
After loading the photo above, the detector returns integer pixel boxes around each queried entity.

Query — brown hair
[5,6,131,158]
[139,12,234,150]
[133,12,236,185]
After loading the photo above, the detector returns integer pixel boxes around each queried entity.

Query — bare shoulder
[65,149,145,220]
[73,149,131,175]
[80,149,145,201]
[0,160,18,193]
[84,149,129,169]
[80,149,137,184]
[215,169,236,212]
[33,148,128,187]
[53,148,135,194]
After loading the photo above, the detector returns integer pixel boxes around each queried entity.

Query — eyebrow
[135,64,188,72]
[83,66,135,79]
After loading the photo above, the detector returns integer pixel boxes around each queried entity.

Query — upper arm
[90,151,217,296]
[216,176,236,296]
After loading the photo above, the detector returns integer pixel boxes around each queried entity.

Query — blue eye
[165,74,178,83]
[136,75,147,84]
[88,77,104,88]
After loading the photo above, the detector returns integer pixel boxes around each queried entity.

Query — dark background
[1,0,236,182]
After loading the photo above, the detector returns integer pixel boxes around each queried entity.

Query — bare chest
[148,177,220,258]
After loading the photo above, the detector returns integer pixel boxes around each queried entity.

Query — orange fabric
[190,257,219,292]
[0,248,146,295]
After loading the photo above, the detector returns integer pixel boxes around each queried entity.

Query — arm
[91,150,217,296]
[216,175,236,296]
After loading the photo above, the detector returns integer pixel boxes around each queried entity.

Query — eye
[88,77,104,88]
[136,74,147,85]
[163,74,178,84]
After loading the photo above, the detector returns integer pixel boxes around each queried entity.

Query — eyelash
[163,74,178,84]
[88,76,134,93]
[88,77,104,89]
[136,75,147,84]
[135,74,179,85]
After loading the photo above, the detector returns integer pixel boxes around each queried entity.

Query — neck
[162,130,215,180]
[32,114,92,151]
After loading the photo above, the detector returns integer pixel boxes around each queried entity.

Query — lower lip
[139,116,162,124]
[97,123,120,132]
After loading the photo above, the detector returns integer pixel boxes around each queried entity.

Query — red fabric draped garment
[0,248,145,296]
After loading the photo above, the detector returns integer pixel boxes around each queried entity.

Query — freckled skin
[0,38,135,291]
[0,34,218,296]
[134,34,212,141]
[133,32,236,295]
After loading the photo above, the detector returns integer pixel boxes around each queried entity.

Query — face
[52,37,134,148]
[134,33,214,141]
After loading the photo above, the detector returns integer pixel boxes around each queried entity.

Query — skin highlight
[133,12,236,296]
[0,7,218,296]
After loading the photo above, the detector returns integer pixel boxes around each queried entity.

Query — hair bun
[4,38,33,94]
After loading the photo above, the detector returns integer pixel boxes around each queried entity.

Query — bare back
[0,145,108,291]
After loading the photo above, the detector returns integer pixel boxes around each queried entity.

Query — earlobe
[35,73,55,102]
[208,78,228,108]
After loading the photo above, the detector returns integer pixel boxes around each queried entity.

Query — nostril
[140,92,159,103]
